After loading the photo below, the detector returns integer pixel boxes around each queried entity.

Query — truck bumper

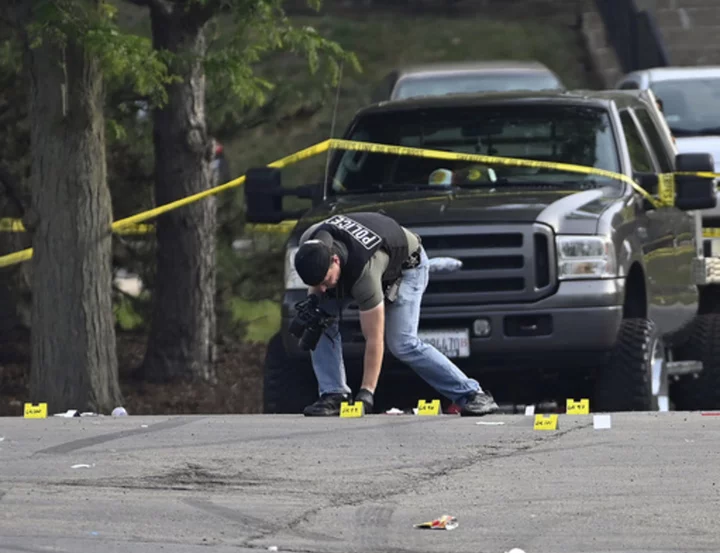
[281,279,625,372]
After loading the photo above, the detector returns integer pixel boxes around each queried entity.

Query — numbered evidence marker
[566,398,590,415]
[339,400,364,418]
[23,403,48,419]
[417,399,441,416]
[533,414,559,431]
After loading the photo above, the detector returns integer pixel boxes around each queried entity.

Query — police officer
[292,211,499,417]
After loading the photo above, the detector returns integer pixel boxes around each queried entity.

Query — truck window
[634,108,673,173]
[620,111,654,173]
[330,104,621,193]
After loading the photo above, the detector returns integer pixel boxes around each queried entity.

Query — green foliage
[227,297,281,344]
[204,0,360,137]
[113,293,146,331]
[26,0,176,106]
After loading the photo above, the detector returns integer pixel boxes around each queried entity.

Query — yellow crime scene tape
[1,138,720,268]
[0,218,155,234]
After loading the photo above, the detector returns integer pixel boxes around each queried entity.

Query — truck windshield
[329,104,621,194]
[393,72,563,100]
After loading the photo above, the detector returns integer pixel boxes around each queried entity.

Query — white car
[615,66,720,173]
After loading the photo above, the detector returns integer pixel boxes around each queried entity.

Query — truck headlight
[556,236,617,280]
[284,246,306,290]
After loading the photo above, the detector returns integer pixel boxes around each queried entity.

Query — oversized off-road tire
[594,318,663,412]
[672,314,720,411]
[263,333,318,414]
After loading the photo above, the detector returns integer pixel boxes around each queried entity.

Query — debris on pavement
[112,407,128,417]
[476,421,505,425]
[445,403,461,415]
[414,514,458,530]
[593,414,612,430]
[71,464,94,469]
[505,549,527,553]
[53,410,79,418]
[384,408,404,415]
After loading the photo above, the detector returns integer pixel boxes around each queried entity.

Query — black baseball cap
[294,231,333,286]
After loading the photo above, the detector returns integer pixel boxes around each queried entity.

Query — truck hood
[675,136,720,172]
[297,187,616,235]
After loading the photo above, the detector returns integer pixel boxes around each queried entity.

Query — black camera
[288,294,335,351]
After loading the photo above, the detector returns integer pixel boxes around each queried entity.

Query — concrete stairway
[638,0,720,65]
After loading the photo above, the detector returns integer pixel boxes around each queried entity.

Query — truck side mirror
[244,167,284,223]
[674,153,717,211]
[243,167,324,224]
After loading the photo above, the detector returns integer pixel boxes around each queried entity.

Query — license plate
[418,329,470,358]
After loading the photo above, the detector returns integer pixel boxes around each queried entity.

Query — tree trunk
[23,1,122,413]
[141,3,216,383]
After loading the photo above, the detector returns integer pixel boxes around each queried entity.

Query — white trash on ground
[53,410,78,418]
[593,414,612,429]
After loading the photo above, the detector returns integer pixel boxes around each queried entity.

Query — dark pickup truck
[245,89,720,414]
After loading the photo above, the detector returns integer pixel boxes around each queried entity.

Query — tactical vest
[311,212,410,296]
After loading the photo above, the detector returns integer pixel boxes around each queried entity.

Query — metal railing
[595,0,670,72]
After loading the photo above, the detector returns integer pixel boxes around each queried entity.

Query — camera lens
[300,326,324,351]
[289,316,305,338]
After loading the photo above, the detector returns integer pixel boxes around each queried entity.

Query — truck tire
[594,318,662,412]
[672,314,720,410]
[263,332,318,414]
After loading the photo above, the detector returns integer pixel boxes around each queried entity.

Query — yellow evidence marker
[533,414,558,430]
[417,399,441,416]
[340,400,364,418]
[23,403,48,419]
[566,398,590,415]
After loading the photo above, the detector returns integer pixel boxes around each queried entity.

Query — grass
[228,297,282,344]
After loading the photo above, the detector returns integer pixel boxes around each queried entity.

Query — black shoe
[460,391,499,416]
[303,393,348,417]
[354,388,374,414]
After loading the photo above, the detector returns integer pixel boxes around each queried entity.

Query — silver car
[615,66,720,173]
[371,60,565,103]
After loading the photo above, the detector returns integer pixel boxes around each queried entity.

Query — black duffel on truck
[244,89,720,413]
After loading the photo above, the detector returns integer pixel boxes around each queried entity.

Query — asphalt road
[1,411,720,553]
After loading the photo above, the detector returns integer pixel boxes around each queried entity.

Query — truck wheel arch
[623,262,647,319]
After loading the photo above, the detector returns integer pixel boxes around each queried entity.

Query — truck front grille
[412,223,557,305]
